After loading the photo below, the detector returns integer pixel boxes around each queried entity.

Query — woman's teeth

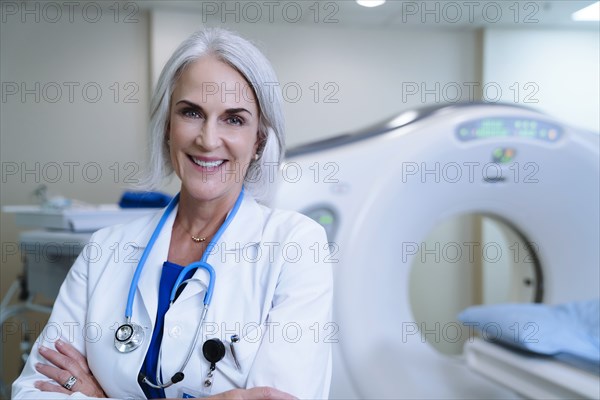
[191,157,225,168]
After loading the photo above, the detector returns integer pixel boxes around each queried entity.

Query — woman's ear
[253,130,262,154]
[165,123,171,146]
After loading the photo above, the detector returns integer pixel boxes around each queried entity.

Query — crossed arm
[34,339,296,400]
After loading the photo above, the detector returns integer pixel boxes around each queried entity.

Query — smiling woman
[146,28,285,205]
[11,28,333,400]
[168,56,260,207]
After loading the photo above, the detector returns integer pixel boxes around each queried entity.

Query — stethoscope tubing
[123,187,246,389]
[125,192,181,320]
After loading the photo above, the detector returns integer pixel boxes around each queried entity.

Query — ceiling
[140,0,599,29]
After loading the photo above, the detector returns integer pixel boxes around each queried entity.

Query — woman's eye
[179,108,201,119]
[226,116,244,126]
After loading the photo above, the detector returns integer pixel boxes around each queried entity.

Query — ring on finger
[62,375,77,391]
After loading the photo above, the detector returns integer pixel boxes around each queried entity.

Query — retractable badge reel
[202,338,225,388]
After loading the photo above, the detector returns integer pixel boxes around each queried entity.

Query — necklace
[177,215,223,244]
[191,235,206,243]
[177,221,208,243]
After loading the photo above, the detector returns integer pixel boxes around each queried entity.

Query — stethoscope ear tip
[172,372,185,384]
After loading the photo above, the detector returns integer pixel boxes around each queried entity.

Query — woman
[12,28,333,399]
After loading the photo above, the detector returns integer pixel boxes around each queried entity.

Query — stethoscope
[113,187,245,389]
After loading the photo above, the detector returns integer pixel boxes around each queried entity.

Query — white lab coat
[12,193,333,399]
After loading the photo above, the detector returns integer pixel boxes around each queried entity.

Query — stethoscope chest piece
[114,322,145,353]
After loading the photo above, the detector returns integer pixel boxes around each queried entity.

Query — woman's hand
[34,339,107,398]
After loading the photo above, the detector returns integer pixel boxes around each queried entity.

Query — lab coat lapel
[129,204,178,325]
[174,193,265,305]
[217,192,265,251]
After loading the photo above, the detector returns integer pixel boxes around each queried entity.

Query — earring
[167,139,171,146]
[254,153,259,161]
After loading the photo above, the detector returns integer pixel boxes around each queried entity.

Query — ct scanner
[272,103,600,399]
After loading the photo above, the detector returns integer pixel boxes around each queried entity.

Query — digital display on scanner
[456,118,563,142]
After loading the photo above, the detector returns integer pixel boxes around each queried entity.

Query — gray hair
[142,28,285,204]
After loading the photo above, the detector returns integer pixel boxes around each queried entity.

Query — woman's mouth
[188,155,227,171]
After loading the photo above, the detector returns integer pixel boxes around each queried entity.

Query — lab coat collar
[213,190,265,251]
[126,191,265,322]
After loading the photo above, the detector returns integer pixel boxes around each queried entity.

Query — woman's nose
[196,119,220,150]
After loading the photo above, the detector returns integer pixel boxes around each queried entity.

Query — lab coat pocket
[222,322,265,375]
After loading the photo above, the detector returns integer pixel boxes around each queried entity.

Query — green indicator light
[460,128,468,136]
[492,147,515,163]
[319,215,334,225]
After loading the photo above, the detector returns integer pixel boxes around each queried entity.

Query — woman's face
[168,56,260,203]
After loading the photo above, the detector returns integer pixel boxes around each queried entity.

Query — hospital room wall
[0,12,151,289]
[482,28,600,133]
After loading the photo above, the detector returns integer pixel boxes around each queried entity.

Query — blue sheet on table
[458,299,600,374]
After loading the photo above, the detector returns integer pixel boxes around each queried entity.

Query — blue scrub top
[139,261,194,399]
